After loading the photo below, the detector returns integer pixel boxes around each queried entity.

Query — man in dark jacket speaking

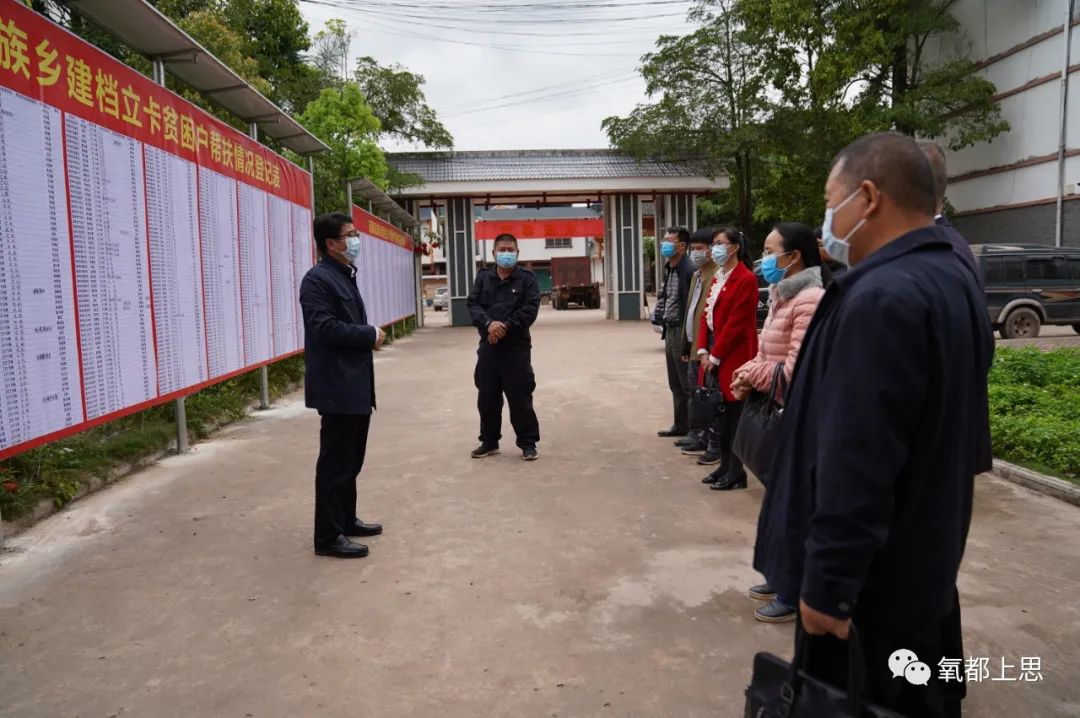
[754,133,993,717]
[466,233,542,461]
[299,212,386,559]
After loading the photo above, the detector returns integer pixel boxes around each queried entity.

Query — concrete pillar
[605,194,643,321]
[668,193,697,232]
[400,198,425,329]
[445,197,476,327]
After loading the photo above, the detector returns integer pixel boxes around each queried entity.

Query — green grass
[988,348,1080,482]
[381,316,417,345]
[0,356,306,520]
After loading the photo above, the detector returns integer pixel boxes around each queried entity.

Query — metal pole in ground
[249,121,270,410]
[175,396,189,452]
[151,57,191,453]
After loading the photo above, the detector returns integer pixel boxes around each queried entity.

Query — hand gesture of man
[487,320,508,345]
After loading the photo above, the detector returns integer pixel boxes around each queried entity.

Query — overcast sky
[297,1,696,152]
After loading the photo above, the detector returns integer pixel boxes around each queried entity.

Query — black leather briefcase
[745,621,904,718]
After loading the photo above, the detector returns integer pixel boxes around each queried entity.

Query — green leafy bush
[988,348,1080,480]
[1,356,306,520]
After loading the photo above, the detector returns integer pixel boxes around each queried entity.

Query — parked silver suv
[432,286,449,311]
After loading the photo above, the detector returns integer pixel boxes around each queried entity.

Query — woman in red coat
[695,228,759,489]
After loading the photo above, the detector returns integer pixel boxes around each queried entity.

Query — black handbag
[745,619,904,718]
[733,363,787,485]
[689,370,725,432]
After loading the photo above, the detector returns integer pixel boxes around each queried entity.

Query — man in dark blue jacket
[466,234,541,461]
[918,140,983,289]
[299,212,386,559]
[754,133,993,717]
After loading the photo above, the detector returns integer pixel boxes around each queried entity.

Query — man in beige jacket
[675,227,722,455]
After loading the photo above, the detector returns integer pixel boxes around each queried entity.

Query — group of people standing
[656,220,829,624]
[655,132,993,718]
[298,130,991,717]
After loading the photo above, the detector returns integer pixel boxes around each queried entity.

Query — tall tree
[608,0,1009,230]
[604,0,764,236]
[309,21,453,153]
[846,0,1009,148]
[740,0,1007,222]
[220,0,317,112]
[310,18,354,86]
[298,84,389,214]
[353,57,453,149]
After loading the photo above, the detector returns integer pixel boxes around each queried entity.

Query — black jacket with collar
[935,214,983,290]
[660,253,695,337]
[753,224,994,623]
[466,265,541,351]
[299,256,378,415]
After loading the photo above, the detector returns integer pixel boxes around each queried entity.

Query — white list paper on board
[65,114,156,420]
[0,89,84,452]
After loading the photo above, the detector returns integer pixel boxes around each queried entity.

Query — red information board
[350,206,416,328]
[0,0,316,459]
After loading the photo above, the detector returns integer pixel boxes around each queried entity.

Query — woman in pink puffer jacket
[730,221,827,625]
[732,222,827,404]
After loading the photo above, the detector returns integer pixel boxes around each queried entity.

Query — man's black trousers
[314,412,371,548]
[475,345,540,449]
[663,327,690,433]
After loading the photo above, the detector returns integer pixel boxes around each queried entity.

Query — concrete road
[2,307,1078,718]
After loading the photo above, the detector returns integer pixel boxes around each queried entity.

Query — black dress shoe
[657,427,688,438]
[345,519,382,537]
[314,535,369,558]
[710,472,748,490]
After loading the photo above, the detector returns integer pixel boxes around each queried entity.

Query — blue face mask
[711,244,728,265]
[660,241,676,258]
[495,251,518,269]
[339,235,361,262]
[759,252,793,285]
[822,187,865,266]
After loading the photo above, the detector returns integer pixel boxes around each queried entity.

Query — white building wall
[476,237,589,263]
[929,0,1078,211]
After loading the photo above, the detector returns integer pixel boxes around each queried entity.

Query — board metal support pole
[249,122,270,410]
[149,57,191,453]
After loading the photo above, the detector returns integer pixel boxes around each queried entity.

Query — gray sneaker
[748,583,776,601]
[754,599,796,623]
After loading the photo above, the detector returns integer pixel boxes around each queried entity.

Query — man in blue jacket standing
[754,133,993,717]
[299,212,386,559]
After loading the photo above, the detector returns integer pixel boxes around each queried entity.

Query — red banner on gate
[474,218,605,240]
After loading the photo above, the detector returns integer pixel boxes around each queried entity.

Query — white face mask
[822,186,866,266]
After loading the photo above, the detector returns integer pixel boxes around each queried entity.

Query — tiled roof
[388,149,710,182]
